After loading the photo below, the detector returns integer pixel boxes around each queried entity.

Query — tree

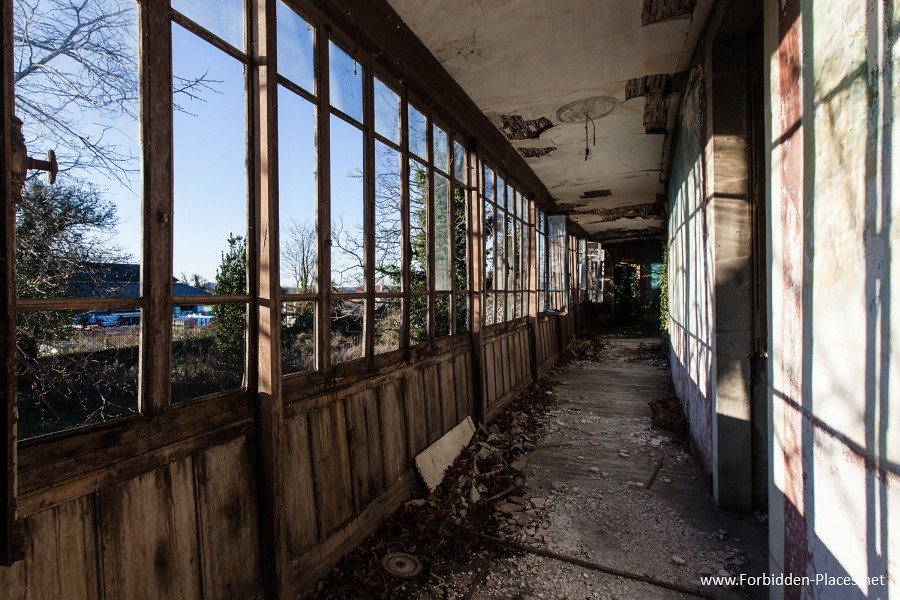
[212,234,246,375]
[282,218,316,293]
[14,0,218,187]
[16,179,127,298]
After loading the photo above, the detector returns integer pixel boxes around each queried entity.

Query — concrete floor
[466,335,768,599]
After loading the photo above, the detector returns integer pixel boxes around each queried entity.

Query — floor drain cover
[381,552,423,578]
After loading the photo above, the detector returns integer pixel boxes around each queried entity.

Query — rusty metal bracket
[26,149,58,184]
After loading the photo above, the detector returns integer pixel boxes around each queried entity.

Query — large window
[547,215,568,313]
[8,0,563,447]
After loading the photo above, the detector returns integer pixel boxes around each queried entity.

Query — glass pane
[484,165,494,200]
[506,212,515,291]
[435,294,451,338]
[331,298,364,364]
[329,42,362,122]
[279,87,317,292]
[455,294,468,334]
[331,116,365,292]
[514,292,523,319]
[434,174,451,291]
[17,309,139,440]
[453,185,467,291]
[496,177,505,209]
[276,1,315,93]
[172,303,246,403]
[453,141,466,182]
[173,24,247,292]
[173,0,244,50]
[495,208,506,292]
[410,296,429,345]
[408,104,427,160]
[374,298,401,354]
[282,301,315,374]
[375,142,402,291]
[496,293,506,323]
[409,159,428,292]
[484,200,494,292]
[485,293,494,326]
[433,125,449,173]
[374,78,400,144]
[14,0,141,299]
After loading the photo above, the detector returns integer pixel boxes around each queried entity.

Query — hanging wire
[584,115,597,161]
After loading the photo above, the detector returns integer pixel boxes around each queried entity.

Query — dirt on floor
[310,334,766,600]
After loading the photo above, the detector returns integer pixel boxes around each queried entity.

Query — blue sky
[16,0,379,290]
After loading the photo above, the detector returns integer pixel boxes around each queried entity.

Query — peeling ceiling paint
[386,0,713,234]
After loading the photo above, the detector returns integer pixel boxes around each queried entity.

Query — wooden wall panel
[284,412,319,557]
[346,390,385,511]
[423,366,443,443]
[453,353,469,423]
[99,459,201,600]
[378,380,409,485]
[484,341,496,407]
[0,495,99,600]
[195,436,262,599]
[310,402,354,537]
[404,372,427,458]
[438,360,456,432]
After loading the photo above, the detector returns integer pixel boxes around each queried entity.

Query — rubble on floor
[311,334,765,599]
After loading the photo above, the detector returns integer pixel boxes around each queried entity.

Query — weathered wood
[378,380,409,485]
[424,365,443,442]
[438,359,456,434]
[1,0,20,564]
[99,459,201,600]
[316,21,332,373]
[309,402,353,537]
[196,435,263,599]
[484,341,496,408]
[403,372,427,458]
[140,0,173,418]
[0,495,98,599]
[251,0,287,595]
[18,394,251,504]
[283,411,319,556]
[452,353,469,423]
[346,390,384,511]
[286,472,416,595]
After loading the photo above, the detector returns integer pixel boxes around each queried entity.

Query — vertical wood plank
[438,360,456,432]
[250,0,287,596]
[346,390,384,511]
[0,495,99,600]
[309,402,353,537]
[379,380,409,485]
[0,0,20,562]
[424,365,442,442]
[404,372,427,457]
[465,352,476,418]
[99,460,201,600]
[453,353,468,422]
[140,0,173,417]
[283,412,320,557]
[196,436,263,599]
[484,341,496,408]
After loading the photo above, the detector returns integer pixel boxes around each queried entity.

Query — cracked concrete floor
[459,335,768,600]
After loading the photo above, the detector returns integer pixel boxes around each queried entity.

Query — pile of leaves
[310,379,555,599]
[648,394,689,449]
